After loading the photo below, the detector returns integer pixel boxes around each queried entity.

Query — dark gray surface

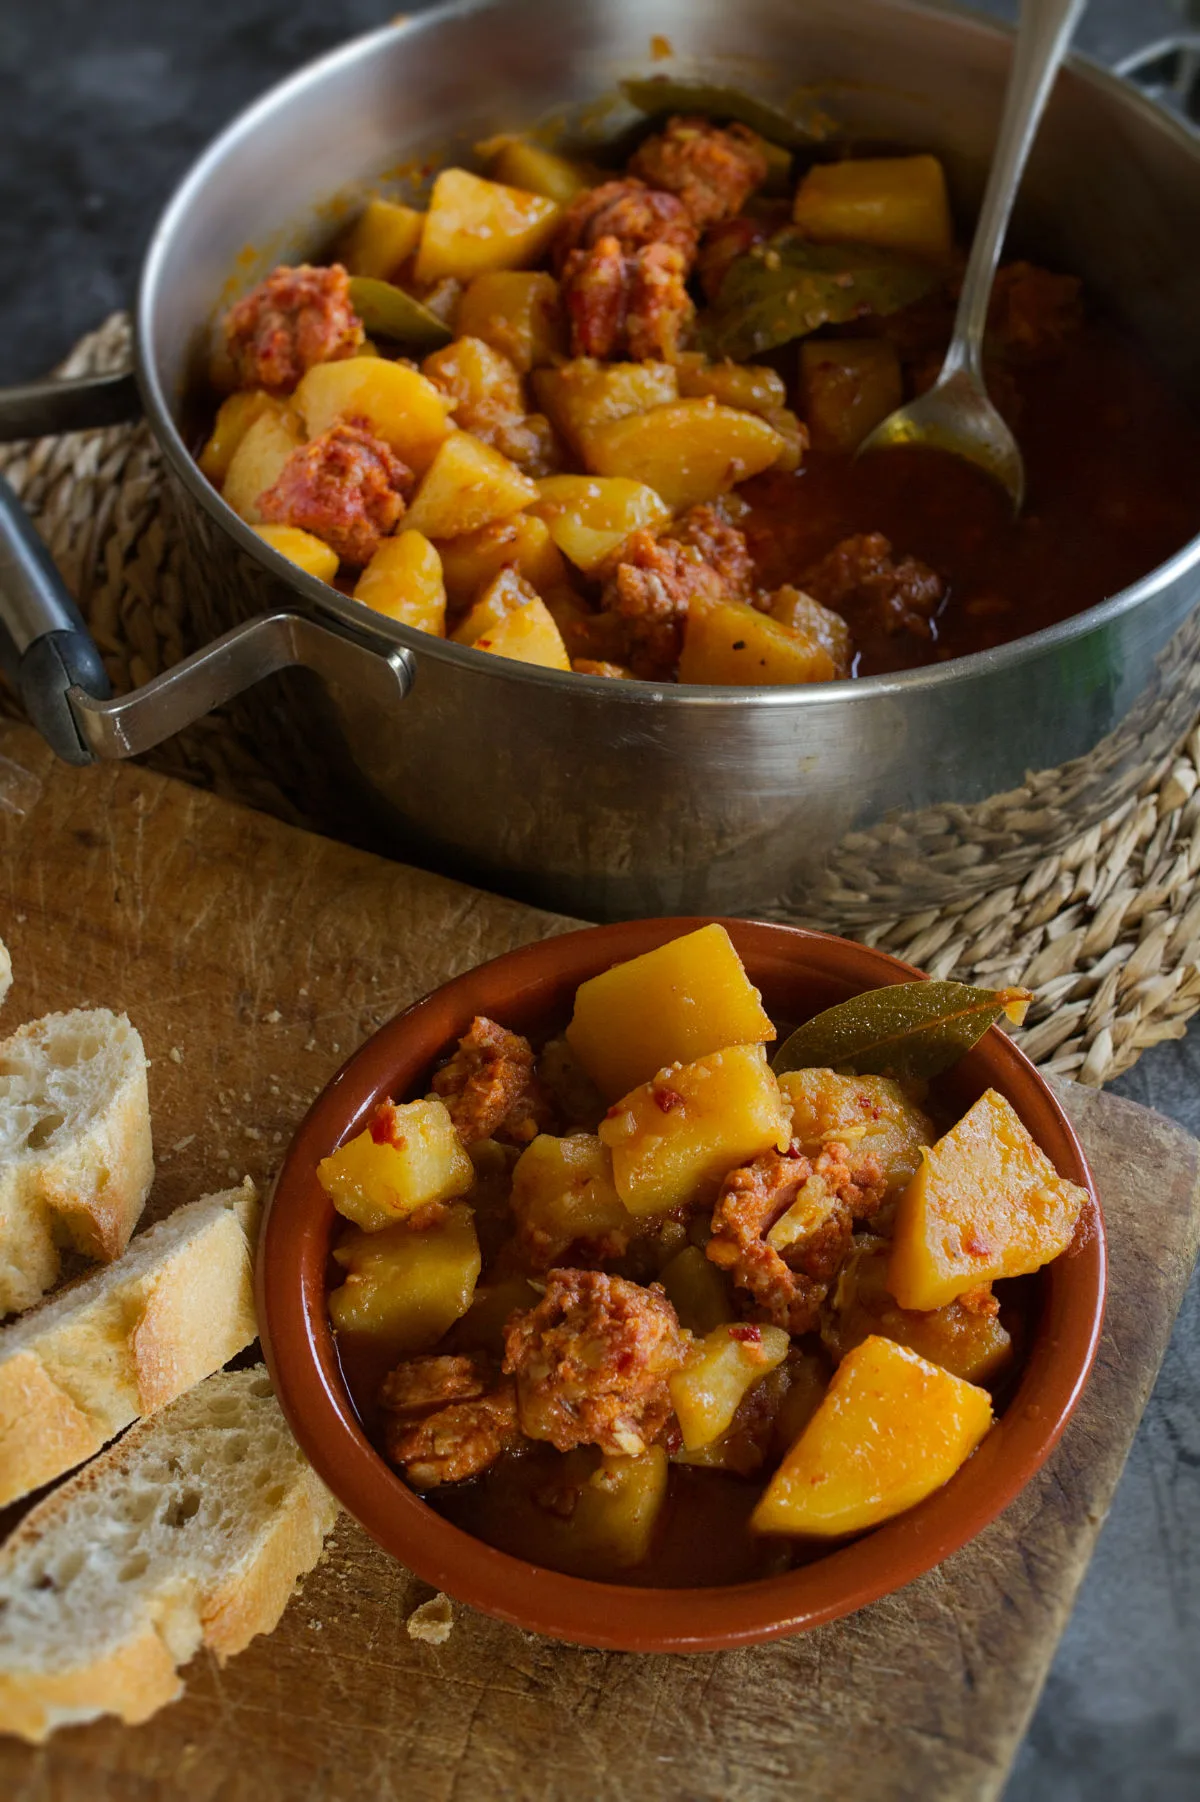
[1,2,1198,1795]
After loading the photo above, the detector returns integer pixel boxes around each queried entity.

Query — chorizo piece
[503,1268,689,1455]
[431,1015,552,1147]
[224,263,364,394]
[257,421,411,566]
[555,179,699,361]
[800,531,944,644]
[629,117,769,229]
[381,1354,521,1487]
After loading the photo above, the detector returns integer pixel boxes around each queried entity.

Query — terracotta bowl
[257,918,1106,1652]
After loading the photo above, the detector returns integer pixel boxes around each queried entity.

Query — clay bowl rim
[257,916,1107,1653]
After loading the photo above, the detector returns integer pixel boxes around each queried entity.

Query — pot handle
[0,380,414,764]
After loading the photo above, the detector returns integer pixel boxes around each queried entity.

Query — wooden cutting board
[0,717,1197,1802]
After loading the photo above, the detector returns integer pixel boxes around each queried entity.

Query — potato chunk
[416,168,561,284]
[456,271,565,373]
[221,406,304,523]
[792,154,954,263]
[675,355,787,415]
[768,586,852,674]
[549,1446,669,1570]
[598,1044,791,1218]
[253,523,339,583]
[436,513,568,607]
[404,431,539,539]
[353,529,446,634]
[449,1275,541,1357]
[679,593,840,686]
[199,390,285,485]
[451,567,571,669]
[340,197,425,280]
[294,356,453,474]
[567,923,776,1101]
[824,1239,1013,1384]
[799,339,904,455]
[669,1322,790,1451]
[532,360,679,460]
[481,137,590,204]
[531,475,671,573]
[780,1068,933,1196]
[317,1098,474,1231]
[328,1204,481,1350]
[510,1133,635,1265]
[888,1088,1088,1309]
[658,1244,735,1335]
[583,397,784,510]
[752,1334,993,1537]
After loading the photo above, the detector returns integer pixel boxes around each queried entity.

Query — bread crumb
[263,1009,283,1025]
[304,1038,317,1053]
[172,1134,196,1153]
[169,1046,183,1064]
[407,1593,454,1645]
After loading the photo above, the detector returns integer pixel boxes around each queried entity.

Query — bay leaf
[772,981,1033,1081]
[619,77,824,151]
[348,276,453,351]
[698,232,941,361]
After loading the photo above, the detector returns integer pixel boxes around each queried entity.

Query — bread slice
[0,1182,261,1508]
[0,938,11,1013]
[0,1009,153,1316]
[0,1366,339,1742]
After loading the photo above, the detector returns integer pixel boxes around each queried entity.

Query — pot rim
[255,915,1107,1652]
[136,0,1200,707]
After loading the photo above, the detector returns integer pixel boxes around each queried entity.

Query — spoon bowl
[861,364,1026,512]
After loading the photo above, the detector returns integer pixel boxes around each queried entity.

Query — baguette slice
[0,938,10,1013]
[0,1182,261,1508]
[0,1366,339,1743]
[0,1009,153,1316]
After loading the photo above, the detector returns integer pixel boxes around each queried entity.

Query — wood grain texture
[0,719,1196,1802]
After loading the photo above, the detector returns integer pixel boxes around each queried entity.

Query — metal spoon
[859,0,1087,511]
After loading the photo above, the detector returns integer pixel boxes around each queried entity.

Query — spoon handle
[946,0,1087,382]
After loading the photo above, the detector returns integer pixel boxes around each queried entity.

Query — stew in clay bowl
[196,88,1200,687]
[258,920,1105,1651]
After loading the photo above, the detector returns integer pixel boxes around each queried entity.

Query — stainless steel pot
[3,0,1200,925]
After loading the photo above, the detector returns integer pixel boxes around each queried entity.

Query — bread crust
[0,1186,260,1508]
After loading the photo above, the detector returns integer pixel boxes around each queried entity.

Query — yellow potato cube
[481,137,591,204]
[583,398,784,509]
[792,154,954,263]
[679,593,840,686]
[199,389,284,485]
[798,339,904,455]
[675,355,787,415]
[566,922,776,1101]
[317,1098,474,1231]
[531,475,671,573]
[658,1245,735,1335]
[416,168,561,285]
[340,197,425,280]
[823,1240,1013,1386]
[435,512,568,607]
[452,567,571,669]
[669,1322,790,1451]
[768,587,851,675]
[253,523,339,583]
[455,271,565,373]
[888,1088,1089,1310]
[780,1068,933,1196]
[598,1044,791,1218]
[510,1133,635,1263]
[752,1335,993,1537]
[553,1446,669,1569]
[532,359,679,459]
[221,406,304,523]
[404,431,539,539]
[422,334,525,424]
[449,1274,542,1356]
[294,356,453,475]
[353,530,446,634]
[328,1204,481,1350]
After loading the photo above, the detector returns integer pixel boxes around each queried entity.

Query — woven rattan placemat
[4,312,1200,1089]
